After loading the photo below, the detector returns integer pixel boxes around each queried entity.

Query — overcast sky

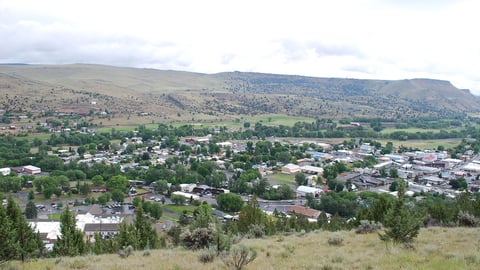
[1,0,480,94]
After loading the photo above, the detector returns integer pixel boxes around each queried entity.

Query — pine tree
[54,206,87,256]
[379,179,423,246]
[1,196,43,262]
[25,200,38,219]
[133,203,158,250]
[0,202,16,261]
[115,220,138,249]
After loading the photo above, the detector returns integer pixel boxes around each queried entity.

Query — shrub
[327,236,344,246]
[457,211,478,227]
[118,245,134,258]
[125,245,134,257]
[246,224,265,239]
[198,248,216,263]
[356,220,382,234]
[181,227,214,250]
[221,245,257,270]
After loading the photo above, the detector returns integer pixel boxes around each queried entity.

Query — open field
[267,173,295,185]
[6,227,480,270]
[377,138,463,150]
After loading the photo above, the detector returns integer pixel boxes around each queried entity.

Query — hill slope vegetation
[0,64,478,122]
[6,227,480,270]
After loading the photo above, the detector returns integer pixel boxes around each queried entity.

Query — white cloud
[1,0,480,94]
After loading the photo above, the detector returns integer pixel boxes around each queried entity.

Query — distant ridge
[0,63,30,65]
[0,64,478,121]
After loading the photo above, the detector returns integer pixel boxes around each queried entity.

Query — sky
[1,0,480,94]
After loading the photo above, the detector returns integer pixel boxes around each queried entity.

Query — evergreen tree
[115,220,138,249]
[54,206,87,256]
[1,196,43,262]
[25,200,38,219]
[237,196,267,234]
[380,179,423,245]
[133,203,158,250]
[0,201,16,261]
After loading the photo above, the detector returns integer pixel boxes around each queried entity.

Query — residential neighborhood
[2,121,480,266]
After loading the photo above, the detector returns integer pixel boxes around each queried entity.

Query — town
[1,119,480,262]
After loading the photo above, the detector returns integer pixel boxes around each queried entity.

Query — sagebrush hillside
[6,227,480,270]
[0,64,478,122]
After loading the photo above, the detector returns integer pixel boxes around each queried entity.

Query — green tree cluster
[0,197,43,262]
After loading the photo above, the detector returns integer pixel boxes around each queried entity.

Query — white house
[296,185,323,197]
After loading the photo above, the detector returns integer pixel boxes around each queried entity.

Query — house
[296,185,323,197]
[23,165,41,175]
[287,205,321,220]
[282,163,301,174]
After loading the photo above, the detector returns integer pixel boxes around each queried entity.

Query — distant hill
[0,64,478,122]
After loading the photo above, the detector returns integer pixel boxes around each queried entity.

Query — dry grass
[6,227,480,270]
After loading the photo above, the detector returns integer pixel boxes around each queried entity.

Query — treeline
[303,184,480,229]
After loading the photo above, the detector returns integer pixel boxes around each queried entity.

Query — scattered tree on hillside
[54,206,87,256]
[379,179,423,246]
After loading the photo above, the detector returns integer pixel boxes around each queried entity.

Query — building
[84,223,120,240]
[282,163,301,174]
[296,185,323,197]
[287,205,321,221]
[172,191,200,201]
[29,221,61,250]
[300,165,324,175]
[23,165,41,175]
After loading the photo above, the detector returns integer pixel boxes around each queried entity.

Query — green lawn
[267,173,295,185]
[48,212,62,220]
[162,204,197,215]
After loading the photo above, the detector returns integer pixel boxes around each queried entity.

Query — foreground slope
[9,227,480,270]
[0,64,478,122]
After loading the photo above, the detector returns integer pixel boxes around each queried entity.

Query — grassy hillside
[1,64,479,125]
[6,227,480,270]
